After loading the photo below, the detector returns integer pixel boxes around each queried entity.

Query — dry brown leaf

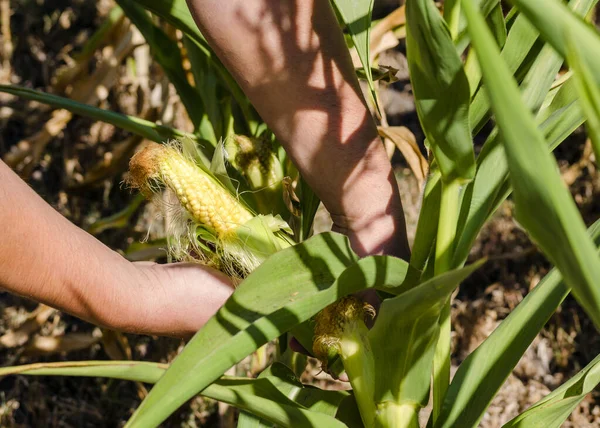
[282,176,301,217]
[370,6,406,61]
[0,304,56,348]
[378,126,428,189]
[0,0,13,83]
[3,109,73,175]
[23,331,101,357]
[3,19,135,178]
[101,329,148,398]
[101,329,132,360]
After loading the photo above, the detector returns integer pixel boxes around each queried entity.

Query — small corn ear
[226,135,286,215]
[313,296,377,427]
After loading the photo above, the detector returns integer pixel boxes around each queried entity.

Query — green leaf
[0,360,168,383]
[485,2,507,48]
[116,0,206,132]
[409,170,442,275]
[87,194,145,235]
[462,0,600,322]
[454,74,583,268]
[436,219,600,428]
[406,0,475,183]
[469,0,597,135]
[369,261,485,416]
[126,234,410,427]
[238,363,349,427]
[206,379,347,427]
[506,0,600,85]
[463,2,506,94]
[298,176,321,242]
[0,85,195,143]
[0,360,345,427]
[503,353,600,428]
[469,11,540,134]
[567,35,600,165]
[455,0,501,53]
[330,0,379,113]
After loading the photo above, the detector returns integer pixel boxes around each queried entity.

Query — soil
[1,1,599,427]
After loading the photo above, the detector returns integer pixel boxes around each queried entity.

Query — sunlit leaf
[462,0,600,326]
[406,0,474,183]
[126,233,409,427]
[436,220,600,428]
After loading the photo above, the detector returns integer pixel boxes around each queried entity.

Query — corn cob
[129,142,253,238]
[129,142,292,275]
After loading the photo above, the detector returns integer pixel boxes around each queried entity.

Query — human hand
[102,262,234,339]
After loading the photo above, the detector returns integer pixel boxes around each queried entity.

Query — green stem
[435,180,460,275]
[432,179,461,423]
[340,322,377,428]
[374,402,419,428]
[443,0,461,40]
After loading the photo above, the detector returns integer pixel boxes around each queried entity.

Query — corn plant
[2,0,600,427]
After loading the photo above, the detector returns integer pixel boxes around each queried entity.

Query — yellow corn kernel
[129,143,253,237]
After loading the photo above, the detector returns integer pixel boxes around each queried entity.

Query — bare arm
[0,160,233,338]
[186,0,410,258]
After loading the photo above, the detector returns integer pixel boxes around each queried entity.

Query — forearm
[0,161,231,337]
[186,0,409,258]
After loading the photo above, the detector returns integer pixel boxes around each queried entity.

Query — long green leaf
[370,260,485,419]
[406,0,474,183]
[567,36,600,165]
[0,85,196,143]
[0,361,343,427]
[507,0,600,83]
[503,352,600,428]
[183,35,225,140]
[238,363,350,427]
[330,0,378,113]
[454,75,583,268]
[436,220,600,428]
[469,12,539,134]
[462,0,600,322]
[409,169,442,274]
[126,233,409,427]
[469,0,597,135]
[455,0,500,52]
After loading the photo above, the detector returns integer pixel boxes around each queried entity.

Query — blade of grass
[506,0,600,82]
[469,0,597,135]
[0,85,197,143]
[454,53,581,268]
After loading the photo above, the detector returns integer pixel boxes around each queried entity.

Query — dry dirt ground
[1,1,600,427]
